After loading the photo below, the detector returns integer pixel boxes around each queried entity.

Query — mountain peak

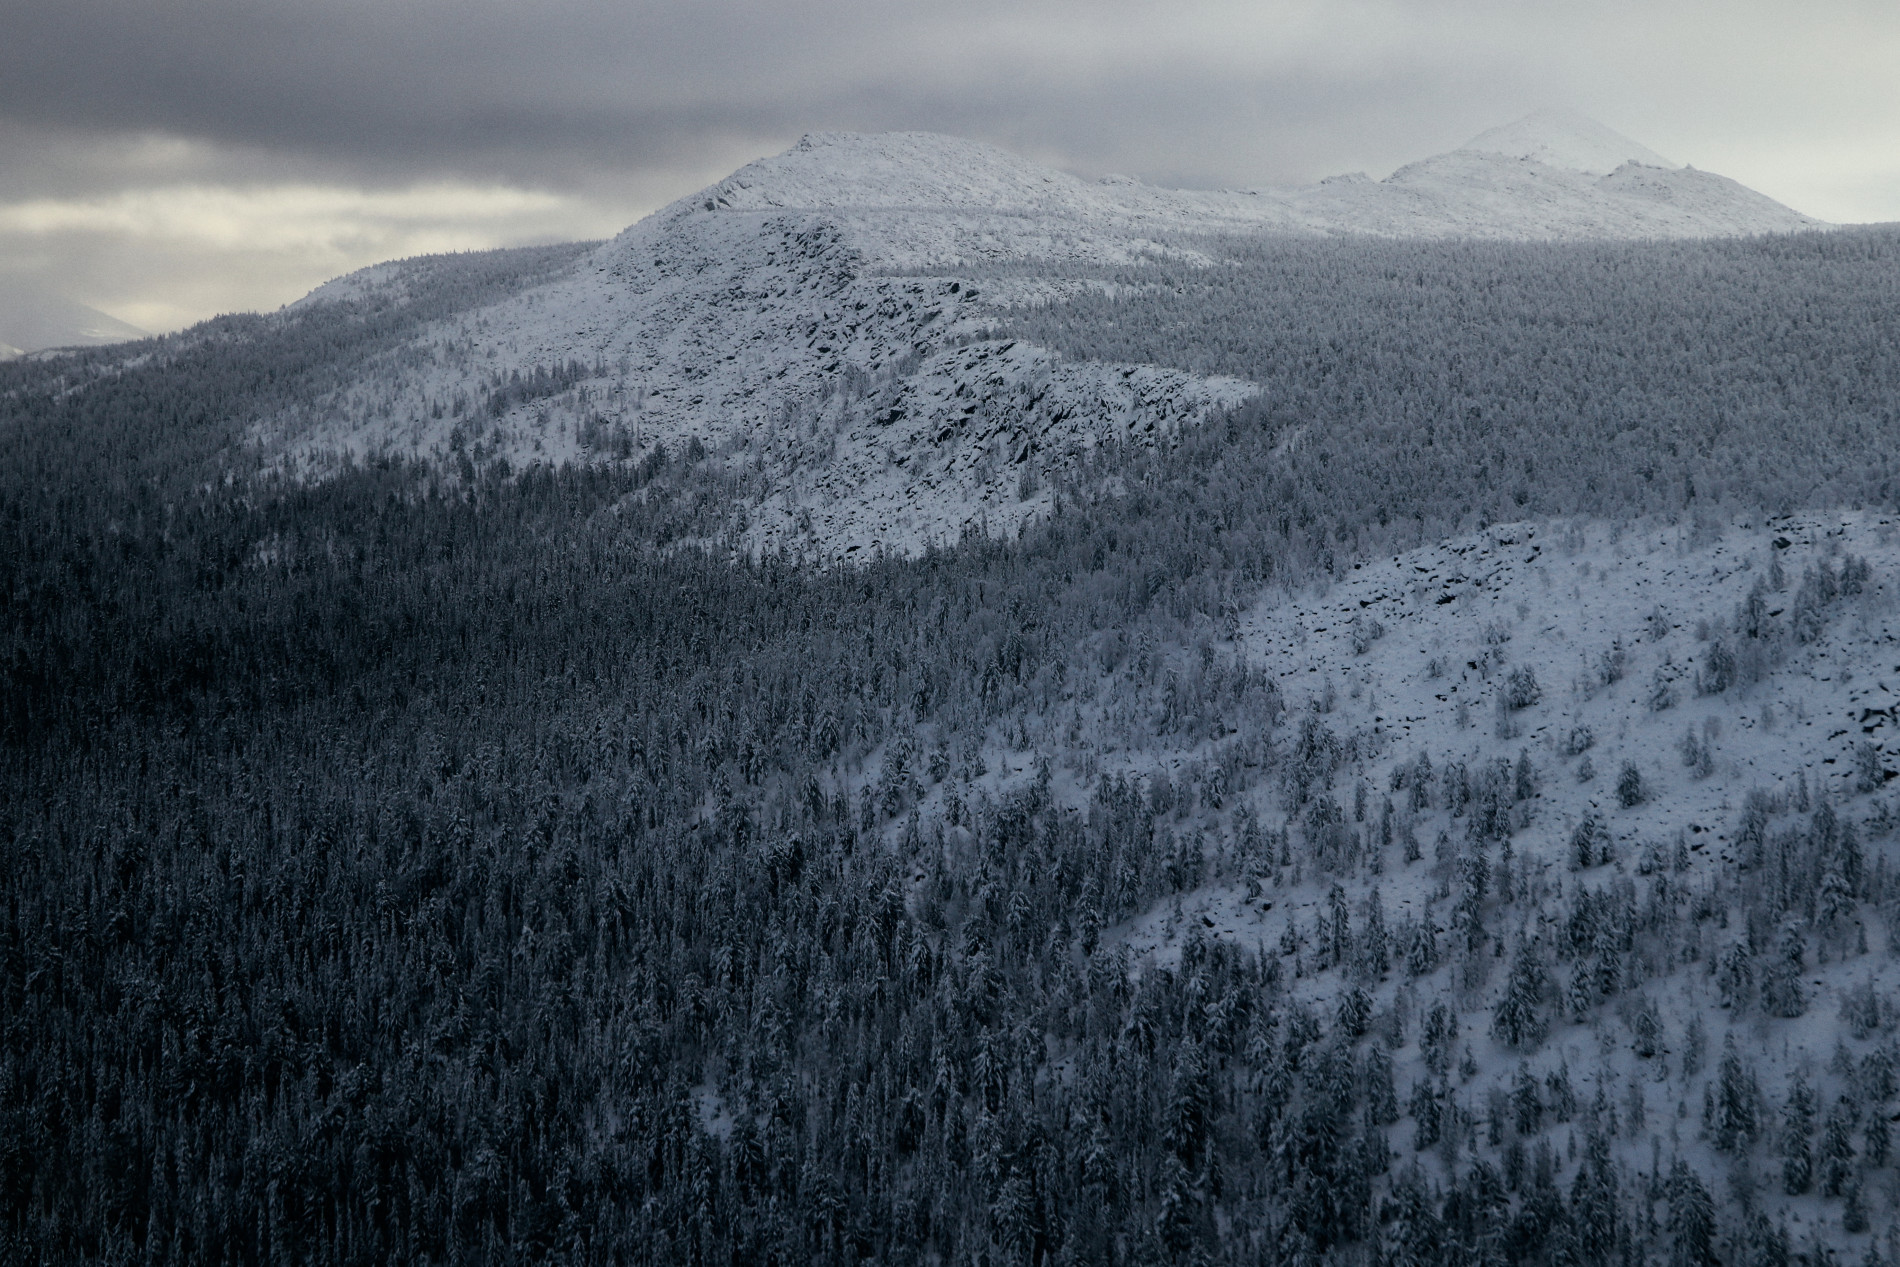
[701,130,1090,213]
[1458,108,1677,176]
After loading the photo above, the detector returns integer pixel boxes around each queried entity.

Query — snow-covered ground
[254,116,1821,559]
[1098,511,1900,1239]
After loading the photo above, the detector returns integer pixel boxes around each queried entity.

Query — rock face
[256,119,1820,557]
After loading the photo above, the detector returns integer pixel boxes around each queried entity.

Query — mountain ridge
[220,117,1824,556]
[639,120,1817,249]
[1457,108,1679,174]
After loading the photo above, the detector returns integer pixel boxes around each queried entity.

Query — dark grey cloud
[3,0,1895,330]
[5,1,992,182]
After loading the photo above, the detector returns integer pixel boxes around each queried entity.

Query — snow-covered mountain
[1458,108,1678,175]
[0,284,146,359]
[256,114,1821,556]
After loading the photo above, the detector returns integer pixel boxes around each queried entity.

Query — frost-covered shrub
[1841,553,1873,595]
[1646,667,1676,712]
[1698,637,1736,695]
[1596,641,1627,688]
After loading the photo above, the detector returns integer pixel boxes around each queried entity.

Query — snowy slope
[1082,512,1900,1242]
[255,120,1821,557]
[1460,109,1677,175]
[1127,514,1896,969]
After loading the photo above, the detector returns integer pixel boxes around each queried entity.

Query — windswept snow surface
[259,124,1820,558]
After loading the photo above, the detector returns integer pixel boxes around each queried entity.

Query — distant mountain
[0,283,146,358]
[1456,107,1678,174]
[193,116,1828,554]
[684,114,1816,242]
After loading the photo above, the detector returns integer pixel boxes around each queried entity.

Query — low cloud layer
[4,0,1895,331]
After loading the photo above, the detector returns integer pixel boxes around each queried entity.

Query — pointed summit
[1458,109,1677,176]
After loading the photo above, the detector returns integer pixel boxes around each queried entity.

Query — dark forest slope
[4,229,1900,1265]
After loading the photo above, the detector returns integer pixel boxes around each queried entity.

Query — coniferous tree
[1715,1037,1761,1152]
[1820,1099,1858,1198]
[1668,1160,1719,1267]
[1865,1108,1891,1170]
[1783,1074,1816,1195]
[1512,1063,1544,1136]
[1618,761,1648,808]
[1493,945,1550,1049]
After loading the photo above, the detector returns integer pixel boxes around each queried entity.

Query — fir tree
[1571,814,1602,870]
[1714,1037,1760,1152]
[1493,945,1550,1049]
[1618,761,1647,808]
[1865,1109,1890,1169]
[1512,1063,1544,1136]
[1820,1099,1858,1198]
[1668,1160,1719,1267]
[1783,1074,1816,1195]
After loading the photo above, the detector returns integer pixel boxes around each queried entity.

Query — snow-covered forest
[6,146,1900,1265]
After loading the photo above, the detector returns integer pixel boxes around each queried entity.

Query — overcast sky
[4,0,1895,332]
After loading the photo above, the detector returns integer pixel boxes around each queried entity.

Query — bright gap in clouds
[2,0,1896,335]
[8,134,1894,337]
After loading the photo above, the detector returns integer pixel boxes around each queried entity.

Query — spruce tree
[1493,945,1549,1049]
[1820,1099,1858,1198]
[1714,1037,1759,1152]
[1512,1063,1544,1136]
[1783,1074,1816,1195]
[1668,1160,1718,1267]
